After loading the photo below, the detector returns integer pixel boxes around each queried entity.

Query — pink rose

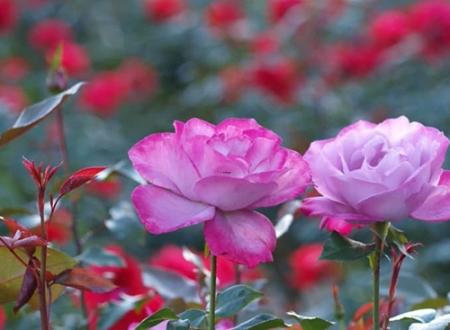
[319,216,357,236]
[302,116,450,223]
[129,118,310,267]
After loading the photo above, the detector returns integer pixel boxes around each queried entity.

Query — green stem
[371,222,389,330]
[209,254,217,330]
[38,191,50,330]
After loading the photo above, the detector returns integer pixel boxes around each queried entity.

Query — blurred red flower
[149,245,262,288]
[410,0,450,58]
[0,306,5,330]
[85,245,163,330]
[0,85,28,114]
[219,66,249,102]
[0,57,29,81]
[85,177,122,200]
[250,32,279,56]
[250,57,300,104]
[0,0,17,34]
[288,243,340,290]
[28,19,73,52]
[144,0,185,22]
[348,300,394,330]
[46,42,90,77]
[268,0,303,23]
[118,58,158,101]
[205,0,244,33]
[369,10,411,48]
[80,71,129,117]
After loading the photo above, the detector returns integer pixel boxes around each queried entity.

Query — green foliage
[320,232,375,261]
[215,284,263,318]
[232,313,287,330]
[135,308,178,330]
[287,312,335,330]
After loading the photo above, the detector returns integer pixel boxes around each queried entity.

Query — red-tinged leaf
[59,167,107,197]
[0,232,46,250]
[13,258,38,313]
[0,83,84,147]
[53,268,117,293]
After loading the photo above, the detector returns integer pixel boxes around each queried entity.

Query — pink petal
[204,210,276,267]
[128,133,199,198]
[132,185,215,234]
[194,176,276,211]
[251,150,311,208]
[301,197,373,223]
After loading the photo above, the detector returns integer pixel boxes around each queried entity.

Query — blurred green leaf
[412,298,449,311]
[287,312,334,330]
[135,308,178,330]
[76,246,125,267]
[0,83,84,147]
[320,232,375,261]
[177,309,207,329]
[215,284,262,318]
[232,313,287,330]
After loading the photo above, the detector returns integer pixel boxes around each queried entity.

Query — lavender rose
[129,118,311,267]
[302,116,450,223]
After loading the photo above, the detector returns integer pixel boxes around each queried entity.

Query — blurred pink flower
[118,58,158,101]
[85,177,122,200]
[0,85,28,114]
[28,19,73,52]
[0,305,5,330]
[0,0,17,34]
[144,0,185,22]
[0,57,29,81]
[205,0,245,38]
[302,116,450,223]
[368,10,411,48]
[219,66,249,102]
[289,243,340,290]
[268,0,303,23]
[130,118,311,267]
[319,216,358,236]
[250,32,279,56]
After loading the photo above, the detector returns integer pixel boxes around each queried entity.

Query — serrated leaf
[215,284,263,318]
[135,308,178,330]
[232,313,287,330]
[0,246,77,305]
[320,232,375,261]
[0,83,84,147]
[287,311,334,330]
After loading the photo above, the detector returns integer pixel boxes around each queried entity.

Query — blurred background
[0,0,450,329]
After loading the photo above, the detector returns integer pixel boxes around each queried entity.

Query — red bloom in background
[80,71,129,117]
[46,42,90,77]
[149,245,262,288]
[250,57,300,104]
[0,57,29,81]
[0,306,5,330]
[85,245,163,330]
[268,0,303,23]
[118,58,158,101]
[0,0,17,34]
[410,0,450,57]
[289,243,340,290]
[144,0,185,22]
[205,0,244,33]
[85,177,122,200]
[219,66,249,102]
[369,10,411,48]
[250,32,279,56]
[0,85,28,114]
[28,19,73,52]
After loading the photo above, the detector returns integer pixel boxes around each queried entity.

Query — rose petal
[194,176,276,211]
[128,133,200,198]
[132,185,215,234]
[204,210,276,267]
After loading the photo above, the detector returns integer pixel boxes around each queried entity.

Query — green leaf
[0,246,77,305]
[287,311,334,330]
[409,313,450,330]
[177,309,207,329]
[76,246,125,267]
[412,298,449,310]
[135,308,178,330]
[215,284,263,318]
[232,314,287,330]
[0,83,84,147]
[320,232,375,261]
[167,319,190,330]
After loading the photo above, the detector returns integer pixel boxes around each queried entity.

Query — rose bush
[129,117,310,267]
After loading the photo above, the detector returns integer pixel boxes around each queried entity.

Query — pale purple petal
[132,185,215,234]
[204,210,276,267]
[128,133,199,198]
[194,176,276,211]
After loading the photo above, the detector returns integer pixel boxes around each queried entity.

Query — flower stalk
[209,254,217,330]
